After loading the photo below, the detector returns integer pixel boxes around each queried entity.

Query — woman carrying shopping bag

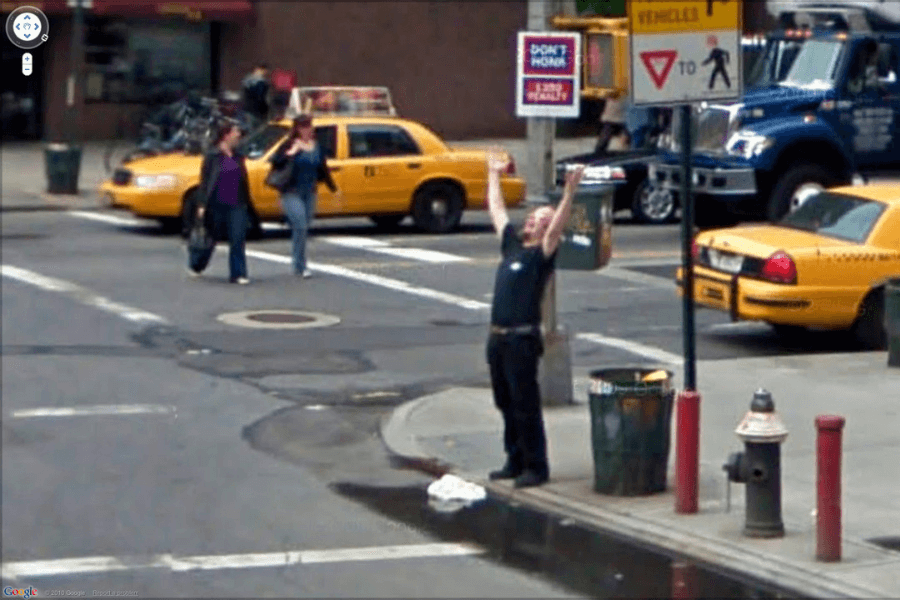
[268,115,338,278]
[187,120,254,284]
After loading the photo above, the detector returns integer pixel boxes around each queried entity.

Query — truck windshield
[746,38,804,88]
[780,40,845,89]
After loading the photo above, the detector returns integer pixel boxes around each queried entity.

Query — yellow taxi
[99,115,525,233]
[677,184,900,348]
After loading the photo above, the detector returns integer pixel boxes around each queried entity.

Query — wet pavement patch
[868,536,900,553]
[217,310,340,329]
[332,483,807,599]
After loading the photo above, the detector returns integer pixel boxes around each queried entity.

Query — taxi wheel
[180,189,200,239]
[852,289,886,350]
[412,183,463,233]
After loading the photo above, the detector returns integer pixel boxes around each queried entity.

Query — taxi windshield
[238,124,289,159]
[780,192,887,243]
[780,40,845,89]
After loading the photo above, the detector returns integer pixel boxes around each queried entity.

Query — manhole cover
[217,310,340,330]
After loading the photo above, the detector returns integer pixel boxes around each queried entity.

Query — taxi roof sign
[630,0,740,34]
[287,86,397,118]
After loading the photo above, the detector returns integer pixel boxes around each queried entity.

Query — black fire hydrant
[723,389,788,538]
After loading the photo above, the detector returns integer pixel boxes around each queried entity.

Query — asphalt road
[1,205,872,597]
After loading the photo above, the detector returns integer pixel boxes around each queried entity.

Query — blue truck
[648,4,900,226]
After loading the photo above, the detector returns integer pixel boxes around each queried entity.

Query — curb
[379,394,889,600]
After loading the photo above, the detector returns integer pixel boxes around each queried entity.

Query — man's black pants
[487,332,549,478]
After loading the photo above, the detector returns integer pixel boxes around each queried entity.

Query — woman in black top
[190,121,254,284]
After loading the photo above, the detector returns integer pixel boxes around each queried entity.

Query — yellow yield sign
[630,0,740,34]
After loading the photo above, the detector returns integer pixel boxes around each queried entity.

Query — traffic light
[551,16,629,99]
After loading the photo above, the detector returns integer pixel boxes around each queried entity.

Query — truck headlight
[726,131,774,159]
[133,174,178,190]
[581,165,626,184]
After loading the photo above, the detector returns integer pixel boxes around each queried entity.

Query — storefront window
[83,17,210,103]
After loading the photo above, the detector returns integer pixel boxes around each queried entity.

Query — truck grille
[112,168,132,186]
[694,108,731,154]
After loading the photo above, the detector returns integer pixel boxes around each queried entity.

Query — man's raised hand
[564,164,586,190]
[487,148,510,174]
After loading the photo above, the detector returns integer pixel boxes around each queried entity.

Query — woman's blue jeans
[209,202,248,280]
[280,190,316,274]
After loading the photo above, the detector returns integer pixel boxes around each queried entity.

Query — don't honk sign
[516,31,581,118]
[629,0,743,106]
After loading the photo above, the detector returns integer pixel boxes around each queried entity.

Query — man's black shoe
[513,471,549,488]
[488,465,522,480]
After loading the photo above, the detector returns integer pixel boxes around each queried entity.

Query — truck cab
[649,5,900,225]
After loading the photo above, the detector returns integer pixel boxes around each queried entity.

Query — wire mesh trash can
[45,143,82,194]
[547,185,614,271]
[887,279,900,368]
[588,368,675,495]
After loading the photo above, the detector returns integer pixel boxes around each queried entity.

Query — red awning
[2,0,253,21]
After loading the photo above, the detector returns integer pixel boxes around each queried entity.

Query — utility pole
[525,0,555,204]
[67,0,85,144]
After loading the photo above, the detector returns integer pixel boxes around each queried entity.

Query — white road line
[0,543,484,580]
[68,210,149,227]
[10,405,175,418]
[246,249,490,310]
[577,332,684,365]
[323,236,470,264]
[0,265,169,325]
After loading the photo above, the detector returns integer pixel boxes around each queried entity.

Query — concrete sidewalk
[0,137,597,212]
[381,352,900,598]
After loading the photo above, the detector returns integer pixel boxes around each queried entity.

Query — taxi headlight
[133,174,178,190]
[726,131,774,159]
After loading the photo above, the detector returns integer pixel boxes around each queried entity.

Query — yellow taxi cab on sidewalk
[100,115,525,234]
[677,184,900,348]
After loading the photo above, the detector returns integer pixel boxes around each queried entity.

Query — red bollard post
[816,415,845,562]
[671,560,699,600]
[675,390,701,514]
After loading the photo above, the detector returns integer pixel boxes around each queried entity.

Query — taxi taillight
[505,157,517,176]
[761,251,797,284]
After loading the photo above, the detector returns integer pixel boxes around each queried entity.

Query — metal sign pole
[679,103,696,391]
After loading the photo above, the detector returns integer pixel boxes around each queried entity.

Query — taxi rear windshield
[780,192,887,243]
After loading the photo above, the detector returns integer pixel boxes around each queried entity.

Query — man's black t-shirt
[490,223,557,327]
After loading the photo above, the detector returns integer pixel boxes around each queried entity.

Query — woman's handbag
[265,161,293,191]
[187,220,215,273]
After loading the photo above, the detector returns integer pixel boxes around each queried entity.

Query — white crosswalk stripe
[0,543,485,580]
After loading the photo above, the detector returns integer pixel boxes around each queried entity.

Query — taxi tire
[766,164,835,222]
[412,183,463,233]
[852,289,886,350]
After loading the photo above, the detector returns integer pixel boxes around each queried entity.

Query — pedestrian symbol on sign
[640,50,678,90]
[702,35,731,89]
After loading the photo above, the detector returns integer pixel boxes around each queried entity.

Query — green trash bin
[44,143,82,194]
[887,278,900,368]
[547,184,614,271]
[588,368,675,495]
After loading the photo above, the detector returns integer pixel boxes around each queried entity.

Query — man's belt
[490,324,541,336]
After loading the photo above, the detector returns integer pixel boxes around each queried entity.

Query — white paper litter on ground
[427,474,487,505]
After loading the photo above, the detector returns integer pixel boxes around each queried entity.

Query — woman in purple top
[191,121,253,284]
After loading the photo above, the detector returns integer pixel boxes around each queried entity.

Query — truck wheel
[631,181,677,224]
[412,182,463,233]
[766,164,835,222]
[852,289,886,350]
